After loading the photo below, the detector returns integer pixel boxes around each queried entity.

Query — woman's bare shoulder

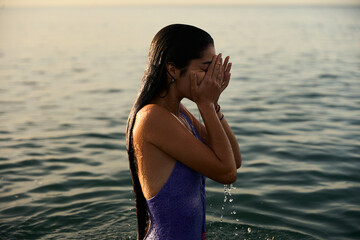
[136,104,171,122]
[134,104,175,137]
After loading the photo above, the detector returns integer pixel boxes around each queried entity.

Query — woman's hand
[216,56,232,105]
[190,54,232,107]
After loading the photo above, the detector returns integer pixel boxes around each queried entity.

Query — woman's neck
[152,87,183,116]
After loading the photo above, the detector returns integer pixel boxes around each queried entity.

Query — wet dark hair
[126,24,213,240]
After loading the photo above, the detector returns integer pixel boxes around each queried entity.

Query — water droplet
[220,184,238,223]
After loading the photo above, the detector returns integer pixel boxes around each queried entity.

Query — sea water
[0,5,359,240]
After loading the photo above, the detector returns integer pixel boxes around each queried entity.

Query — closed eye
[201,61,212,72]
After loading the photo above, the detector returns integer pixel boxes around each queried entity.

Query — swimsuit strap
[179,111,201,141]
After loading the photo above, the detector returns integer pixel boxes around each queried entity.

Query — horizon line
[2,3,360,8]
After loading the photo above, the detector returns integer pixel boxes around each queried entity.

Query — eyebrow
[202,61,212,65]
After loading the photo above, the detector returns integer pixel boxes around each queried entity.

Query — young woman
[126,24,241,240]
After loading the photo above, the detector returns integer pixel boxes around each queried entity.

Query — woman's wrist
[197,101,215,113]
[215,104,224,120]
[219,113,224,121]
[215,103,221,113]
[216,109,223,119]
[197,102,224,120]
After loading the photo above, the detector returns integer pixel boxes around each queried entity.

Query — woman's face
[176,45,216,99]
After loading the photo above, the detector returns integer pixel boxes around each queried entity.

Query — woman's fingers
[218,56,224,84]
[201,53,231,91]
[223,56,229,72]
[221,57,231,90]
[206,54,218,78]
[222,72,230,89]
[212,54,222,81]
[225,61,232,75]
[190,72,198,102]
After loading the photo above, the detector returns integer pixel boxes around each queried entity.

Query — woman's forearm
[217,110,242,168]
[197,102,236,172]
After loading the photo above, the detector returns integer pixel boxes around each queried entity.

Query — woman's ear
[166,62,178,80]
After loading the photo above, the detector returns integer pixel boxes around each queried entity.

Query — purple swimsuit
[145,112,206,240]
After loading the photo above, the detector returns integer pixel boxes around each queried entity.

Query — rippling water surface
[1,5,359,240]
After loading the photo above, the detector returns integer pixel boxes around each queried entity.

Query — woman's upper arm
[138,105,236,184]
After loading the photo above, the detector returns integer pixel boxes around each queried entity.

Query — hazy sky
[2,0,360,7]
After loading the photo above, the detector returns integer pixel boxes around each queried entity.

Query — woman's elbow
[236,153,242,169]
[236,160,241,169]
[218,169,237,184]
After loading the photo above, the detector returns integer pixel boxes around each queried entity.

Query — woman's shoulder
[137,104,170,121]
[137,103,190,117]
[135,104,173,133]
